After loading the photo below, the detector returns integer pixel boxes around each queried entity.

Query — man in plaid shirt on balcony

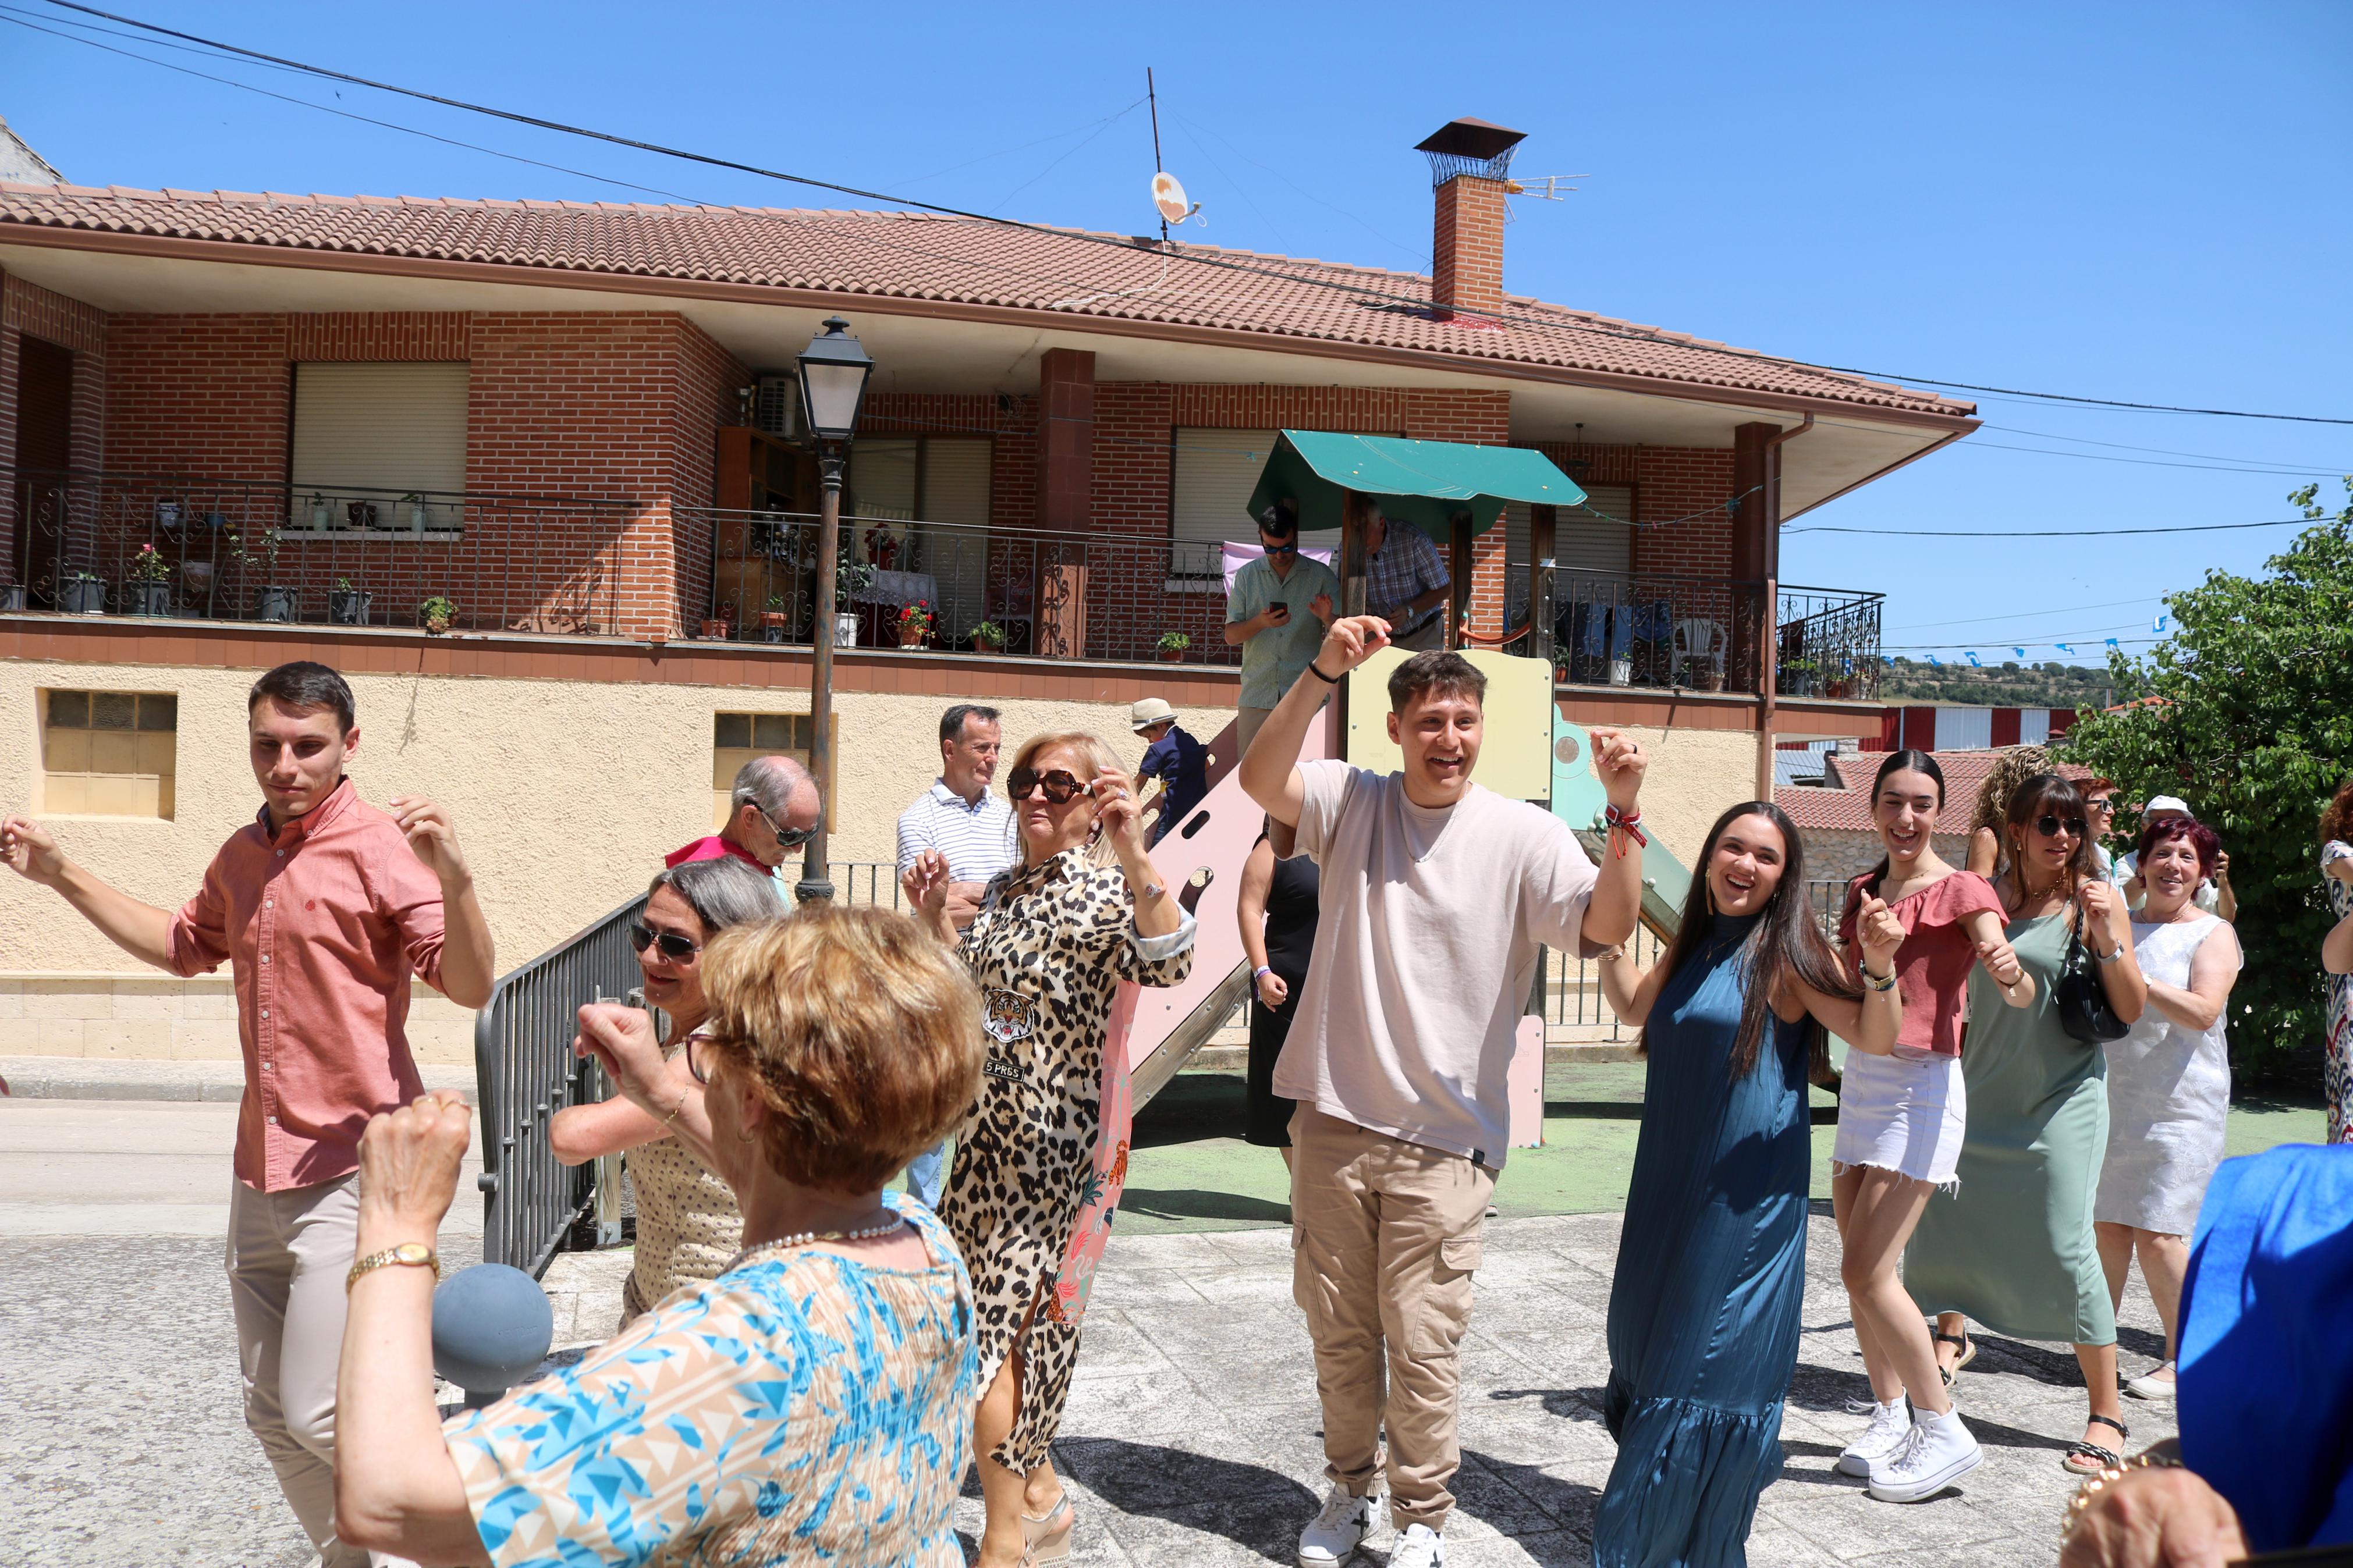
[1364,509,1454,652]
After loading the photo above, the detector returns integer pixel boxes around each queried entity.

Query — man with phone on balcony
[1226,500,1339,762]
[0,659,496,1568]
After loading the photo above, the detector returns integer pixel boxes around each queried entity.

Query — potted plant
[1607,652,1634,687]
[701,613,735,641]
[329,576,372,626]
[346,498,379,530]
[895,599,936,649]
[306,492,335,531]
[758,594,792,643]
[230,525,296,621]
[418,594,457,635]
[969,619,1007,655]
[154,497,184,531]
[1156,630,1191,663]
[62,570,108,616]
[862,525,901,572]
[126,544,174,616]
[1697,666,1726,692]
[0,580,23,613]
[402,493,431,534]
[1781,656,1818,697]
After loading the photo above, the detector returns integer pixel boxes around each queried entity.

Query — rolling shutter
[1504,485,1634,575]
[289,364,469,511]
[1170,428,1285,554]
[920,439,991,634]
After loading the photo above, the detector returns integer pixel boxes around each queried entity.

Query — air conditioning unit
[753,374,803,439]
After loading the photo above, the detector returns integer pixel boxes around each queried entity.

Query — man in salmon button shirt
[2,659,495,1567]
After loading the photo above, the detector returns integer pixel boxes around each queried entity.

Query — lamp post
[793,315,875,906]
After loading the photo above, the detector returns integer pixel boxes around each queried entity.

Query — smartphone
[1267,601,1291,623]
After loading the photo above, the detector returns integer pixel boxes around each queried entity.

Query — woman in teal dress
[1909,773,2148,1476]
[1594,801,1905,1565]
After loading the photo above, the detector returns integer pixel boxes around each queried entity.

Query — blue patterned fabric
[443,1195,974,1566]
[1596,913,1811,1567]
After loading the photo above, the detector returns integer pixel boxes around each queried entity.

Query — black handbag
[2054,904,2130,1046]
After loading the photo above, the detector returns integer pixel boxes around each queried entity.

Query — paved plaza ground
[0,1068,2325,1567]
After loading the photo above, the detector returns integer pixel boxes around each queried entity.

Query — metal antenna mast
[1147,67,1167,243]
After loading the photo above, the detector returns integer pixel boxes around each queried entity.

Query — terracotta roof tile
[0,181,1975,419]
[1789,745,2092,833]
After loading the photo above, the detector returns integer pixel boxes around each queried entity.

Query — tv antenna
[1145,67,1201,240]
[1506,175,1588,201]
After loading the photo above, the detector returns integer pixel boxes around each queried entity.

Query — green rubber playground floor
[1108,1063,2330,1238]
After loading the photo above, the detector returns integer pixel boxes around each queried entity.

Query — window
[1504,485,1635,626]
[847,436,992,638]
[711,711,832,830]
[289,362,469,528]
[1169,428,1375,579]
[42,689,177,817]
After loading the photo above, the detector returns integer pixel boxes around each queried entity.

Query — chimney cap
[1415,117,1527,187]
[1414,117,1527,161]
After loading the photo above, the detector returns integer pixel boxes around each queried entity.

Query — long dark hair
[1999,771,2096,905]
[1864,749,1947,899]
[1642,801,1860,1078]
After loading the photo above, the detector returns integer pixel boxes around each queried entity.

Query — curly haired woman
[1964,744,2056,880]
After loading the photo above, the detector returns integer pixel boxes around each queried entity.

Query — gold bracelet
[2059,1446,2184,1549]
[661,1089,690,1129]
[346,1241,441,1294]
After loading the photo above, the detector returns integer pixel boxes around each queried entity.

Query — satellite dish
[1151,170,1193,225]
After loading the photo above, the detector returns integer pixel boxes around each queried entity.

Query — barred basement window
[711,711,832,830]
[41,689,178,818]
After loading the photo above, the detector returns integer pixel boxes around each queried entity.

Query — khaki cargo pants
[1290,1108,1495,1531]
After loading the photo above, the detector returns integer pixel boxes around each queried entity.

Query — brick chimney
[1417,118,1526,321]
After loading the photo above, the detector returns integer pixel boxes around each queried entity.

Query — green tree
[2060,478,2353,1086]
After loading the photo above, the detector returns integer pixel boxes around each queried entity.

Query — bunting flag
[1928,654,1944,667]
[1965,651,1982,667]
[2153,614,2169,634]
[2056,642,2075,655]
[2012,646,2027,658]
[2105,637,2121,649]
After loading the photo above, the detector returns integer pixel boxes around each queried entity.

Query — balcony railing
[687,507,1243,664]
[1777,584,1886,702]
[3,465,638,635]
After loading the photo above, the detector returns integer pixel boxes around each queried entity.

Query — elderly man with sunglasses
[668,754,821,884]
[1226,500,1339,763]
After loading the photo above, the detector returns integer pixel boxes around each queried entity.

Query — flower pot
[1698,669,1725,693]
[346,500,379,530]
[700,617,734,641]
[897,628,929,649]
[0,585,23,611]
[760,610,790,645]
[424,615,452,636]
[1783,671,1815,697]
[307,496,336,531]
[1607,657,1633,687]
[329,589,372,626]
[62,578,107,616]
[1158,648,1186,663]
[407,503,431,534]
[973,636,1004,657]
[127,582,173,616]
[1825,680,1850,701]
[253,586,299,623]
[203,511,229,533]
[834,611,860,648]
[154,500,183,531]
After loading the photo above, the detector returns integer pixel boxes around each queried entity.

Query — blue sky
[4,1,2348,669]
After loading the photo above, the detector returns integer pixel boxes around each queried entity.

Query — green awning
[1244,431,1585,541]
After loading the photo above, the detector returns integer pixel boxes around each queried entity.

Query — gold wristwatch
[346,1242,442,1293]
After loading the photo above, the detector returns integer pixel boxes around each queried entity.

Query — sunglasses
[1008,766,1087,805]
[760,807,818,849]
[629,922,702,961]
[2032,814,2089,840]
[1261,539,1300,556]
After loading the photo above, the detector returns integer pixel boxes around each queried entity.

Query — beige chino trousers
[226,1171,410,1568]
[1290,1109,1494,1531]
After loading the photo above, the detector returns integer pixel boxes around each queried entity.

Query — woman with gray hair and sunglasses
[549,854,784,1323]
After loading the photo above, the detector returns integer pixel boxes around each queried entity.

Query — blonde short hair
[698,905,983,1195]
[1006,730,1131,867]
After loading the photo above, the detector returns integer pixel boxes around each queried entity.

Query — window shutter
[849,438,918,521]
[1504,485,1634,575]
[289,364,469,510]
[920,439,991,635]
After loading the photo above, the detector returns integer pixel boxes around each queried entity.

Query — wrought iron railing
[687,507,1244,664]
[3,465,638,635]
[1533,880,1852,1039]
[1777,585,1886,701]
[474,893,648,1277]
[1503,567,1883,697]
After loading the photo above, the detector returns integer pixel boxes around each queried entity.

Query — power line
[31,0,2353,430]
[1951,439,2345,478]
[1787,516,2318,538]
[1981,422,2353,472]
[1887,595,2156,631]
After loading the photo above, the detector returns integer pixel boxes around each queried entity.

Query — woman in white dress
[2095,816,2241,1402]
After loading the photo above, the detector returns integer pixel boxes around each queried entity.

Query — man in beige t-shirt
[1242,615,1648,1568]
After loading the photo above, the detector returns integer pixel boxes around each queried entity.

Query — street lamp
[793,315,874,906]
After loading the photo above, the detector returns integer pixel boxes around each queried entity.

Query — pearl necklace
[724,1214,904,1273]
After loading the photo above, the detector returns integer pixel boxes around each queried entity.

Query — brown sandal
[1933,1329,1975,1388]
[2061,1414,2129,1475]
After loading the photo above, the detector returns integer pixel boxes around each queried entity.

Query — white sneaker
[1836,1398,1911,1477]
[2124,1362,2177,1400]
[1389,1524,1446,1568]
[1867,1407,1983,1503]
[1297,1484,1378,1567]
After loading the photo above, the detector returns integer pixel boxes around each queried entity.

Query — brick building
[0,120,1979,1059]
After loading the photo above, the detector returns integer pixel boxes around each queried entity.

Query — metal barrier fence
[5,464,637,636]
[474,893,648,1277]
[1536,879,1853,1040]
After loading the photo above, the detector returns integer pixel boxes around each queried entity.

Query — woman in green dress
[1908,773,2148,1477]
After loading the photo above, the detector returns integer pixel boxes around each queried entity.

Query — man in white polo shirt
[1243,615,1648,1568]
[895,702,1016,1205]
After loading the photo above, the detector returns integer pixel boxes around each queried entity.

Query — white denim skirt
[1832,1048,1966,1187]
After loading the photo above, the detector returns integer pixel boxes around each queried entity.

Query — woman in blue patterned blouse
[331,905,986,1567]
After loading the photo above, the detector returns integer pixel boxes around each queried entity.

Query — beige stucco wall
[0,657,1234,1060]
[1602,724,1763,869]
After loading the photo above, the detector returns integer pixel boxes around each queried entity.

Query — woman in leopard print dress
[905,730,1194,1568]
